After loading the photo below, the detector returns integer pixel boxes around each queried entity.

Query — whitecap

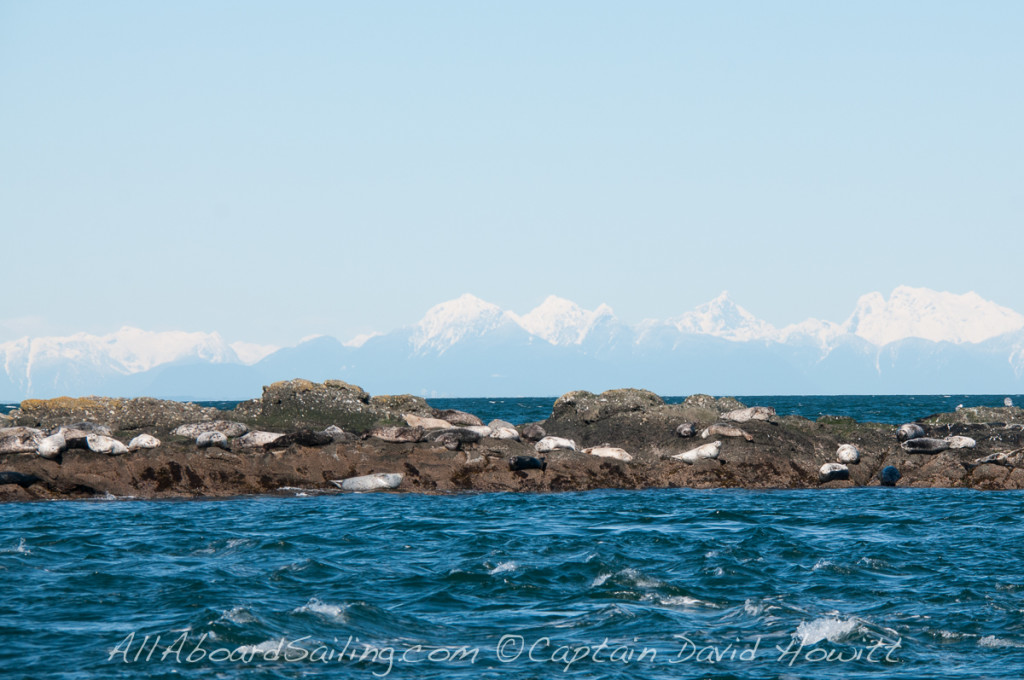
[294,598,348,620]
[219,606,257,624]
[795,617,859,645]
[236,639,286,655]
[643,594,719,609]
[1,538,30,554]
[591,573,612,587]
[743,599,763,616]
[488,561,516,575]
[979,635,1024,648]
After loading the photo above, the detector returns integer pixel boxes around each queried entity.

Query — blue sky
[2,2,1022,346]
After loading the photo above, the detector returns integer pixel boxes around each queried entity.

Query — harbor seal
[819,463,850,483]
[432,409,483,426]
[901,437,950,454]
[0,471,41,487]
[535,436,576,453]
[721,406,775,423]
[671,440,721,464]
[37,430,67,459]
[488,427,521,441]
[404,414,453,430]
[367,426,425,443]
[265,429,333,449]
[332,472,404,491]
[86,435,129,455]
[236,431,285,448]
[1006,398,1014,407]
[509,456,547,472]
[963,452,1015,471]
[701,423,753,442]
[836,444,860,464]
[172,421,248,439]
[0,427,44,454]
[127,434,160,451]
[520,423,546,441]
[57,422,111,437]
[196,431,230,451]
[879,466,901,486]
[945,436,976,449]
[675,423,696,438]
[582,446,633,462]
[321,425,356,443]
[897,423,926,443]
[423,428,482,450]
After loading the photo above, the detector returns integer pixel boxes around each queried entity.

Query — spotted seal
[671,440,721,464]
[836,444,860,464]
[900,437,950,454]
[897,423,926,443]
[196,431,230,451]
[332,472,404,491]
[535,436,576,453]
[128,434,161,451]
[819,463,850,483]
[582,446,633,462]
[701,423,753,442]
[721,406,775,423]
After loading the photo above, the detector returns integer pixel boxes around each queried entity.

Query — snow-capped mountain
[410,294,524,354]
[669,292,776,342]
[4,287,1024,400]
[513,296,616,345]
[843,286,1024,346]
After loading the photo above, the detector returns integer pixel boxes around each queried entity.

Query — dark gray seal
[897,423,926,443]
[509,456,547,472]
[675,423,696,438]
[423,428,482,451]
[879,466,901,486]
[901,437,950,454]
[432,409,483,427]
[264,430,333,450]
[0,471,41,487]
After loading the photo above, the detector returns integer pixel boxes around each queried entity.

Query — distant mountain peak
[514,296,616,346]
[672,291,776,341]
[411,294,518,354]
[844,286,1024,345]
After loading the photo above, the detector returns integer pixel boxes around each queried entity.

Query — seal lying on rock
[404,414,453,430]
[509,456,547,472]
[0,427,44,454]
[263,430,334,449]
[946,436,976,449]
[701,424,753,442]
[321,425,355,443]
[235,431,284,448]
[37,430,66,459]
[963,452,1016,471]
[333,472,404,491]
[671,440,721,464]
[535,436,576,453]
[837,444,860,464]
[582,446,633,462]
[423,428,482,451]
[59,422,112,437]
[0,471,41,487]
[173,421,248,439]
[819,463,850,483]
[721,406,775,423]
[675,423,696,438]
[367,426,425,443]
[897,423,926,442]
[127,434,160,451]
[87,435,129,455]
[489,427,521,441]
[901,437,950,454]
[433,409,483,426]
[196,431,230,451]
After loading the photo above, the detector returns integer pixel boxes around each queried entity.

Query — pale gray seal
[86,435,129,455]
[945,435,976,449]
[37,430,67,459]
[404,414,453,430]
[173,421,248,439]
[701,423,753,442]
[582,445,633,462]
[332,472,404,491]
[535,436,576,453]
[196,431,230,451]
[127,434,160,451]
[819,463,850,483]
[837,444,860,464]
[963,452,1015,471]
[488,427,521,441]
[0,427,44,454]
[897,423,926,443]
[367,426,425,443]
[433,409,483,426]
[721,406,775,423]
[236,431,285,448]
[671,440,721,463]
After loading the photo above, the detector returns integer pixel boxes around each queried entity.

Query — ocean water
[3,489,1024,679]
[8,394,1017,425]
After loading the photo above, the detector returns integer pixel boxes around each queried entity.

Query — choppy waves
[3,489,1024,677]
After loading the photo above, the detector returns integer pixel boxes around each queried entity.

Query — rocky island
[2,379,1023,502]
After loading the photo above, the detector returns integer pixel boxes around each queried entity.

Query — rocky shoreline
[2,379,1024,502]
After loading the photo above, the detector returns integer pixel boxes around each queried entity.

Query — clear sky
[2,1,1022,346]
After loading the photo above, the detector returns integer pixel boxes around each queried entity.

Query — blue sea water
[3,489,1024,679]
[3,395,1024,679]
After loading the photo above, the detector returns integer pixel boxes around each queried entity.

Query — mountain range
[3,286,1024,401]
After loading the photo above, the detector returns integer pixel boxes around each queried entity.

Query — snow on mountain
[774,318,848,350]
[844,286,1024,346]
[513,296,616,346]
[670,292,776,342]
[343,332,382,348]
[229,341,280,365]
[410,294,521,354]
